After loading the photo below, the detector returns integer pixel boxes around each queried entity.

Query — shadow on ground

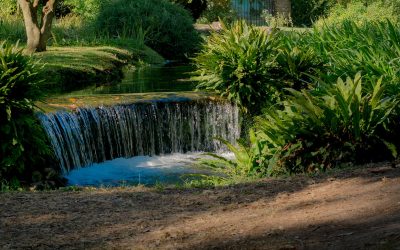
[1,164,399,249]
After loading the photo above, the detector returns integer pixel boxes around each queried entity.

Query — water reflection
[68,64,196,96]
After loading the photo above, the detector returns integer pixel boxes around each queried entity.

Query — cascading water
[39,99,240,174]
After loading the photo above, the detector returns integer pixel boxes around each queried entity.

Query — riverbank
[1,163,399,249]
[34,45,164,94]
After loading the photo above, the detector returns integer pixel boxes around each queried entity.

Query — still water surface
[66,64,196,96]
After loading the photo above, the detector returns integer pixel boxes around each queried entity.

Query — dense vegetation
[94,0,201,59]
[194,18,400,184]
[0,0,200,60]
[2,0,400,189]
[0,0,199,189]
[0,43,63,190]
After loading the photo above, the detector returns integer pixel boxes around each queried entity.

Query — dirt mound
[1,164,400,249]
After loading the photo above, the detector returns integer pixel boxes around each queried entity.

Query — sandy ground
[1,164,400,250]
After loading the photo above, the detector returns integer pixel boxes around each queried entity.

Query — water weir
[39,99,240,174]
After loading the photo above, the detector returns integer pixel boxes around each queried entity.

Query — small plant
[198,131,271,179]
[262,11,293,27]
[154,181,166,192]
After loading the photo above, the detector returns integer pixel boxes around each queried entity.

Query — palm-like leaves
[193,20,279,114]
[255,73,399,173]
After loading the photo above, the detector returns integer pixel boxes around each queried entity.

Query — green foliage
[309,21,400,95]
[203,74,400,177]
[274,31,324,91]
[291,0,335,27]
[194,19,400,180]
[63,0,103,19]
[198,0,237,23]
[256,73,399,173]
[94,0,201,59]
[199,130,273,178]
[0,0,17,16]
[0,14,26,43]
[256,74,400,172]
[315,1,399,28]
[262,11,293,27]
[193,21,325,114]
[194,20,280,114]
[0,42,60,189]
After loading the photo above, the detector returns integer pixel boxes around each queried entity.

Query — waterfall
[39,100,240,173]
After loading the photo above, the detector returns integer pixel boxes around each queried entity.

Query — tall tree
[18,0,58,53]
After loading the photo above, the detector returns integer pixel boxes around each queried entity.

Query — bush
[193,21,280,114]
[193,21,325,114]
[0,42,61,189]
[274,31,324,91]
[94,0,201,59]
[315,1,398,28]
[195,20,400,180]
[203,74,400,178]
[255,73,399,174]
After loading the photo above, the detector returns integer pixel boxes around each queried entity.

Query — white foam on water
[65,152,233,187]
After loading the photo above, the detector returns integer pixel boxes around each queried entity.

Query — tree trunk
[18,0,57,53]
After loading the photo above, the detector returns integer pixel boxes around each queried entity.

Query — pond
[40,63,240,187]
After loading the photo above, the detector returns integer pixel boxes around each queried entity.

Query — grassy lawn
[34,46,131,73]
[33,45,164,94]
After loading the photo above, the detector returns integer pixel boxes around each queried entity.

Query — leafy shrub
[196,130,267,183]
[256,73,399,173]
[204,74,400,177]
[193,20,280,114]
[0,42,61,189]
[291,0,335,27]
[94,0,201,59]
[193,20,325,114]
[315,1,398,28]
[274,31,324,91]
[195,19,400,180]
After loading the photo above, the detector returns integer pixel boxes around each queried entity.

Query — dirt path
[1,164,400,250]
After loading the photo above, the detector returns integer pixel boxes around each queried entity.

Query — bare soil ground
[1,163,400,250]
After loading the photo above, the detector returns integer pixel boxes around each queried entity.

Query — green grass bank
[33,45,164,94]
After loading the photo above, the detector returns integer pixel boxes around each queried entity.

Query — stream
[40,64,239,187]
